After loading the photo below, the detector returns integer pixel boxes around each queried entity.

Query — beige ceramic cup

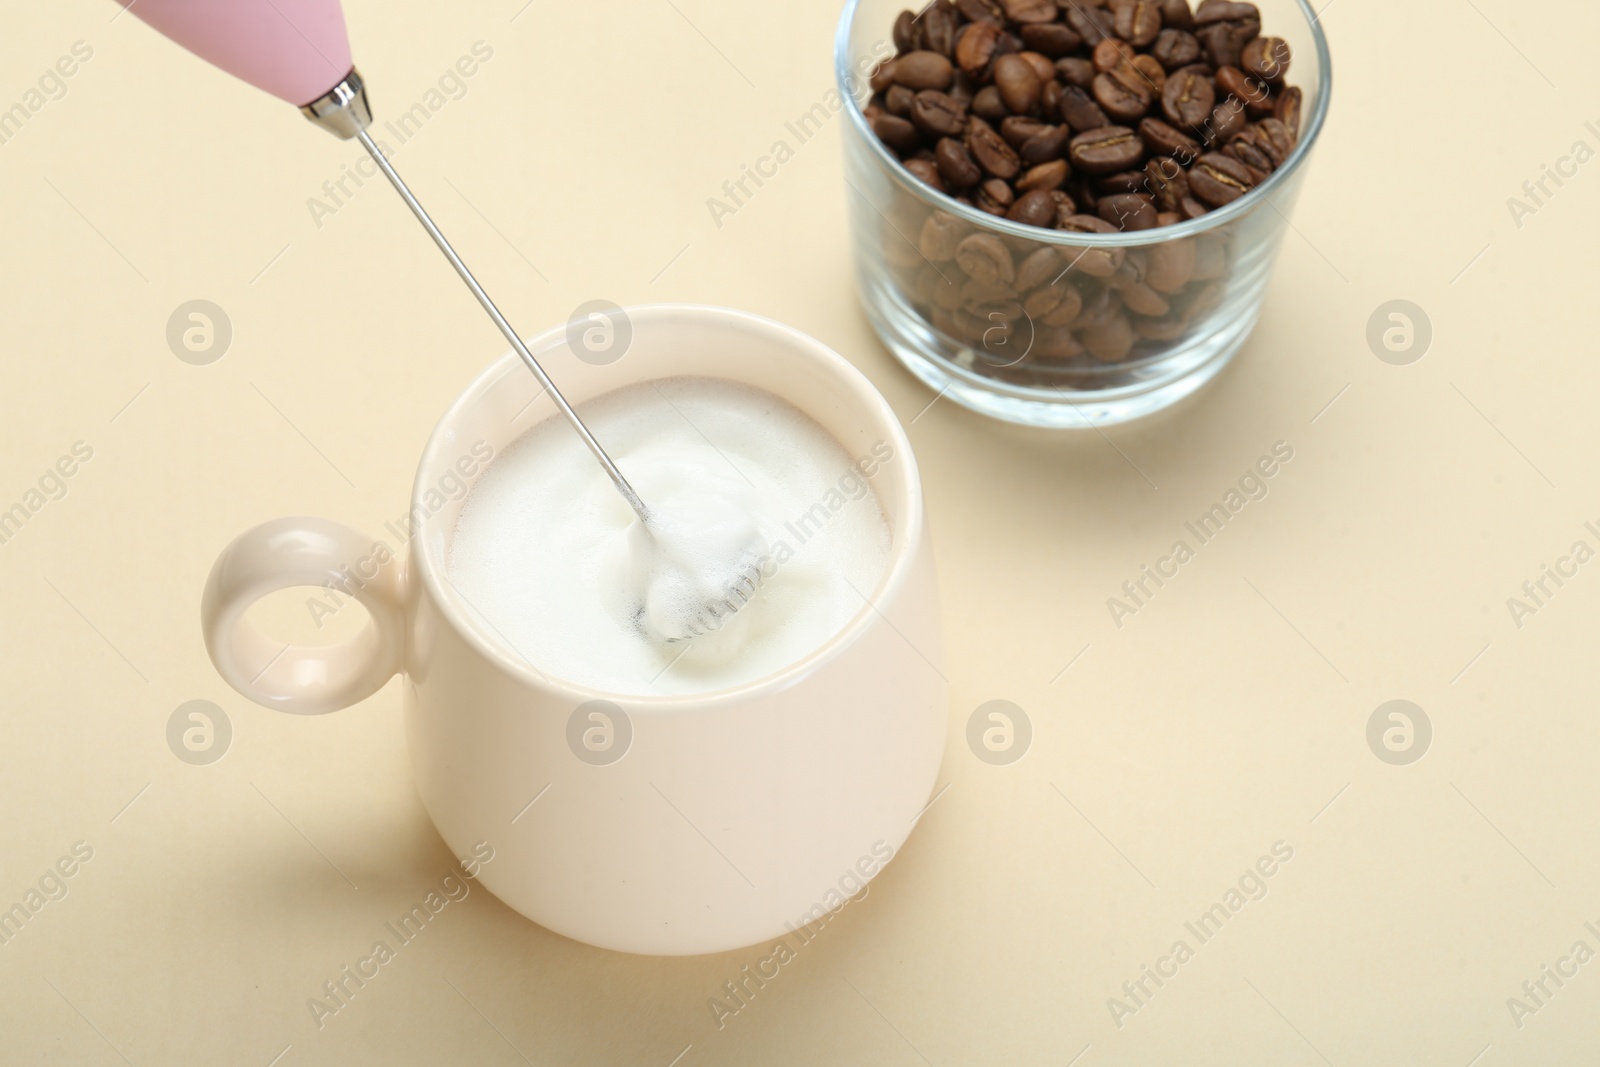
[200,305,947,955]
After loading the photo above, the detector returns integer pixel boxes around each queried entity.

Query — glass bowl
[835,0,1332,427]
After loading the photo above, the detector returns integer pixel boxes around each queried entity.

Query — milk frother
[120,0,763,639]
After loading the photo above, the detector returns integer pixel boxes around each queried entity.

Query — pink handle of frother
[115,0,354,107]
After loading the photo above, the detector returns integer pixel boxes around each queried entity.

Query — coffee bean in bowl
[866,0,1300,234]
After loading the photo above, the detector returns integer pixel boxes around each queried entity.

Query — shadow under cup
[836,0,1332,427]
[405,305,947,955]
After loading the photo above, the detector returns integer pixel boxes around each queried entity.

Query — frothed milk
[447,377,893,696]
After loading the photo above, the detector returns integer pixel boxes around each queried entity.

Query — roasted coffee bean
[1131,54,1168,94]
[1019,50,1057,83]
[1056,215,1125,277]
[1131,314,1186,340]
[871,59,898,93]
[1017,249,1068,299]
[1069,125,1145,174]
[1093,72,1151,123]
[1081,313,1135,361]
[1057,212,1116,237]
[868,0,1298,243]
[1254,116,1294,163]
[1093,37,1137,73]
[1162,65,1215,128]
[1099,192,1159,230]
[1225,120,1279,167]
[1041,79,1064,117]
[919,211,971,260]
[894,9,921,52]
[1194,0,1259,25]
[1143,156,1191,210]
[975,177,1016,213]
[1197,20,1257,69]
[967,116,1023,177]
[1073,283,1119,328]
[1039,288,1085,327]
[1139,116,1201,159]
[994,27,1028,59]
[922,6,958,55]
[1208,97,1247,144]
[1114,1,1163,46]
[963,278,1020,306]
[958,0,1006,24]
[1159,0,1195,30]
[936,137,984,188]
[1065,5,1116,45]
[1007,189,1058,226]
[972,84,1009,121]
[955,20,1002,74]
[1273,85,1302,137]
[1119,280,1171,316]
[912,90,968,136]
[1059,84,1109,131]
[1021,276,1069,317]
[1057,56,1096,89]
[1017,158,1070,192]
[1093,170,1145,193]
[1151,28,1200,68]
[894,50,956,90]
[904,158,946,190]
[993,54,1042,113]
[1224,138,1271,178]
[872,111,921,153]
[1002,0,1056,22]
[1144,235,1197,291]
[1015,246,1064,290]
[1029,308,1078,351]
[1021,22,1083,56]
[1000,115,1051,147]
[1020,123,1071,163]
[1188,151,1255,206]
[1048,188,1080,224]
[1242,35,1290,82]
[955,232,1016,284]
[1215,66,1270,113]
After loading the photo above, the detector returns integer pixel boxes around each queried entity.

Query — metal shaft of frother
[355,128,651,524]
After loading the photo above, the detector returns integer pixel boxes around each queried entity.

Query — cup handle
[201,517,406,715]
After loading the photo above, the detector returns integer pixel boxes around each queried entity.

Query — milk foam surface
[446,377,893,696]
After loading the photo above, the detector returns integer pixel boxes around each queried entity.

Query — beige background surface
[3,0,1598,1063]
